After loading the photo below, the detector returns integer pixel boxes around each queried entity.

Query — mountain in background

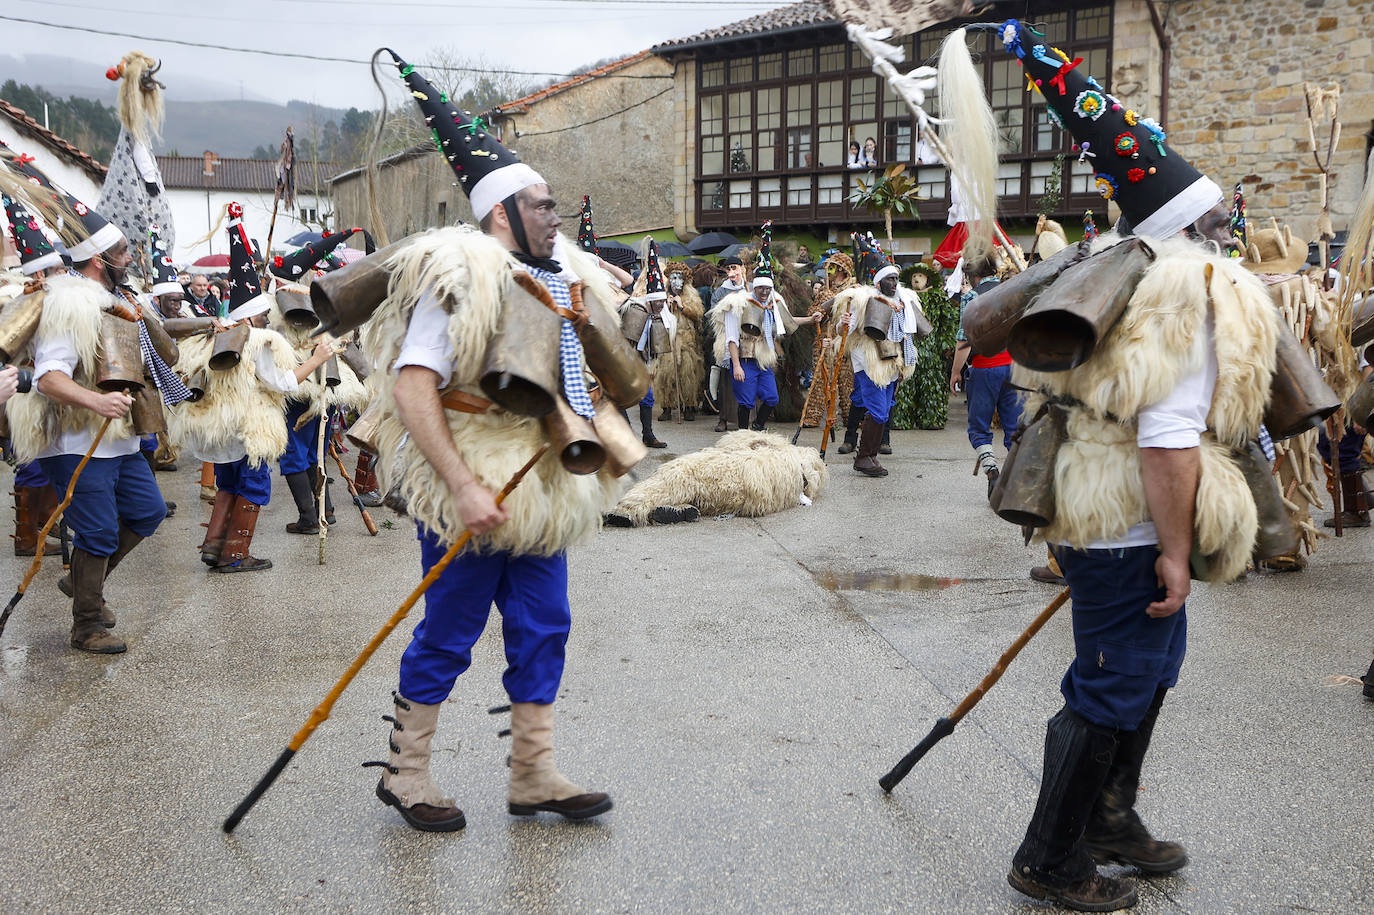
[0,54,352,159]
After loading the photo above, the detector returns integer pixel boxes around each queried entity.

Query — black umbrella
[687,231,740,255]
[657,241,693,258]
[284,230,325,247]
[595,240,638,269]
[717,242,750,258]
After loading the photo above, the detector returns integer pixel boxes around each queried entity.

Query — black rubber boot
[1083,688,1188,875]
[640,403,667,448]
[750,404,773,431]
[1009,707,1133,911]
[838,405,864,455]
[736,403,751,431]
[284,471,319,534]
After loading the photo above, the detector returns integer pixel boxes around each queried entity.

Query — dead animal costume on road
[605,430,828,526]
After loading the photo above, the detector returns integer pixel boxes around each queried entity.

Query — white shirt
[395,286,457,387]
[724,291,787,353]
[1081,314,1218,548]
[33,331,142,459]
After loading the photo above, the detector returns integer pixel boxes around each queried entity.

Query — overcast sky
[2,0,783,109]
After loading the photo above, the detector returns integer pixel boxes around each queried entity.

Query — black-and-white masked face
[669,274,684,293]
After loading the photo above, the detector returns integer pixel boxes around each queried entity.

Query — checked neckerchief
[517,264,596,420]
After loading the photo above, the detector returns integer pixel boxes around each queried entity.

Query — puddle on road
[812,570,963,592]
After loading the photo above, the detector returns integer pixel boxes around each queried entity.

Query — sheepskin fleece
[653,264,706,411]
[1013,236,1278,581]
[710,289,790,370]
[6,274,134,464]
[167,327,297,465]
[359,226,623,554]
[848,286,920,388]
[264,289,370,417]
[611,430,828,526]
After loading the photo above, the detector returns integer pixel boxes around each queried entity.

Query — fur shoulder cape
[360,226,622,554]
[847,286,920,388]
[6,274,135,463]
[1014,235,1279,581]
[168,327,297,466]
[710,289,788,370]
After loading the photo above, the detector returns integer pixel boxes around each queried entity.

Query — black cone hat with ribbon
[3,192,62,275]
[1229,182,1248,252]
[644,240,666,302]
[577,196,596,253]
[384,48,544,222]
[224,201,271,321]
[752,220,774,288]
[148,223,180,295]
[997,19,1221,239]
[270,227,375,280]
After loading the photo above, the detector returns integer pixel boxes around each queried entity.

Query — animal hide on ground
[608,430,828,526]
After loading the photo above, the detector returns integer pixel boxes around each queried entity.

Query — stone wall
[1163,0,1374,240]
[670,58,698,240]
[331,53,676,242]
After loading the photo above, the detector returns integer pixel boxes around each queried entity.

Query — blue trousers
[398,527,572,706]
[215,457,273,506]
[734,358,778,407]
[851,370,899,424]
[1317,424,1364,474]
[641,386,654,408]
[14,461,49,488]
[966,363,1021,450]
[279,400,319,476]
[1054,545,1187,730]
[38,452,165,556]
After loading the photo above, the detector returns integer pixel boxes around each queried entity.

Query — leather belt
[440,389,494,415]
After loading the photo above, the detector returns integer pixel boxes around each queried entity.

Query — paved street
[1,404,1370,913]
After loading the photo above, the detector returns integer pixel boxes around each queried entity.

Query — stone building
[330,51,675,242]
[651,0,1374,248]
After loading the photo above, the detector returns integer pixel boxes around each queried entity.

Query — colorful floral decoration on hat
[1114,133,1139,157]
[1229,182,1247,256]
[1094,173,1119,200]
[1074,90,1107,121]
[577,196,596,254]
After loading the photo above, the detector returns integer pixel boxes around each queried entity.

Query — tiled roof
[653,1,837,52]
[499,50,657,112]
[329,145,431,184]
[157,155,337,191]
[0,98,108,182]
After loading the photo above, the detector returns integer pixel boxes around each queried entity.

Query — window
[787,48,813,77]
[757,87,780,171]
[816,79,844,167]
[848,76,877,122]
[818,44,845,72]
[758,178,781,208]
[701,61,725,89]
[1077,4,1111,40]
[728,180,752,209]
[817,174,844,205]
[727,91,752,171]
[729,57,752,84]
[700,94,724,174]
[885,121,912,164]
[786,177,812,206]
[299,207,318,222]
[785,84,812,168]
[437,201,447,225]
[758,52,782,81]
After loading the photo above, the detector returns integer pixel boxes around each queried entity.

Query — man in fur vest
[7,196,168,653]
[712,225,819,433]
[957,21,1286,911]
[361,50,623,833]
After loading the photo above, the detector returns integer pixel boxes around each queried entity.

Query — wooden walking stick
[0,418,112,638]
[818,317,853,458]
[880,587,1069,792]
[792,335,833,445]
[329,441,378,535]
[222,443,549,834]
[316,382,328,565]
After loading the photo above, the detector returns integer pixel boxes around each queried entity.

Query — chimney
[202,150,220,178]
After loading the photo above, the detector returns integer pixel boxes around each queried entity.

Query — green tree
[848,163,924,251]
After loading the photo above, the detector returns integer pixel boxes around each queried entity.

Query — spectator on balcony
[846,141,865,170]
[863,137,879,167]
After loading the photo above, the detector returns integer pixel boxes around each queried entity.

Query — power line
[283,0,772,7]
[0,14,679,80]
[509,85,673,137]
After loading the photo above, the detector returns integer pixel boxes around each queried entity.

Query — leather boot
[640,403,666,448]
[750,403,773,431]
[854,416,888,477]
[508,702,612,820]
[284,471,319,534]
[976,444,1000,498]
[200,489,235,565]
[307,465,336,524]
[354,450,382,507]
[1083,689,1188,874]
[879,422,892,455]
[13,485,60,556]
[714,370,734,431]
[69,548,125,653]
[152,433,178,471]
[370,691,466,832]
[1324,472,1371,528]
[212,497,272,573]
[1009,707,1135,912]
[837,405,863,455]
[60,525,142,628]
[199,462,216,503]
[736,403,751,432]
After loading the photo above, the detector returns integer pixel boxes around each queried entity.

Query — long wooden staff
[222,443,549,834]
[0,418,112,637]
[329,441,378,535]
[792,333,833,445]
[316,380,328,565]
[880,587,1069,792]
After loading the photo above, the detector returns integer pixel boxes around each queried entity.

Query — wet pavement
[1,404,1371,913]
